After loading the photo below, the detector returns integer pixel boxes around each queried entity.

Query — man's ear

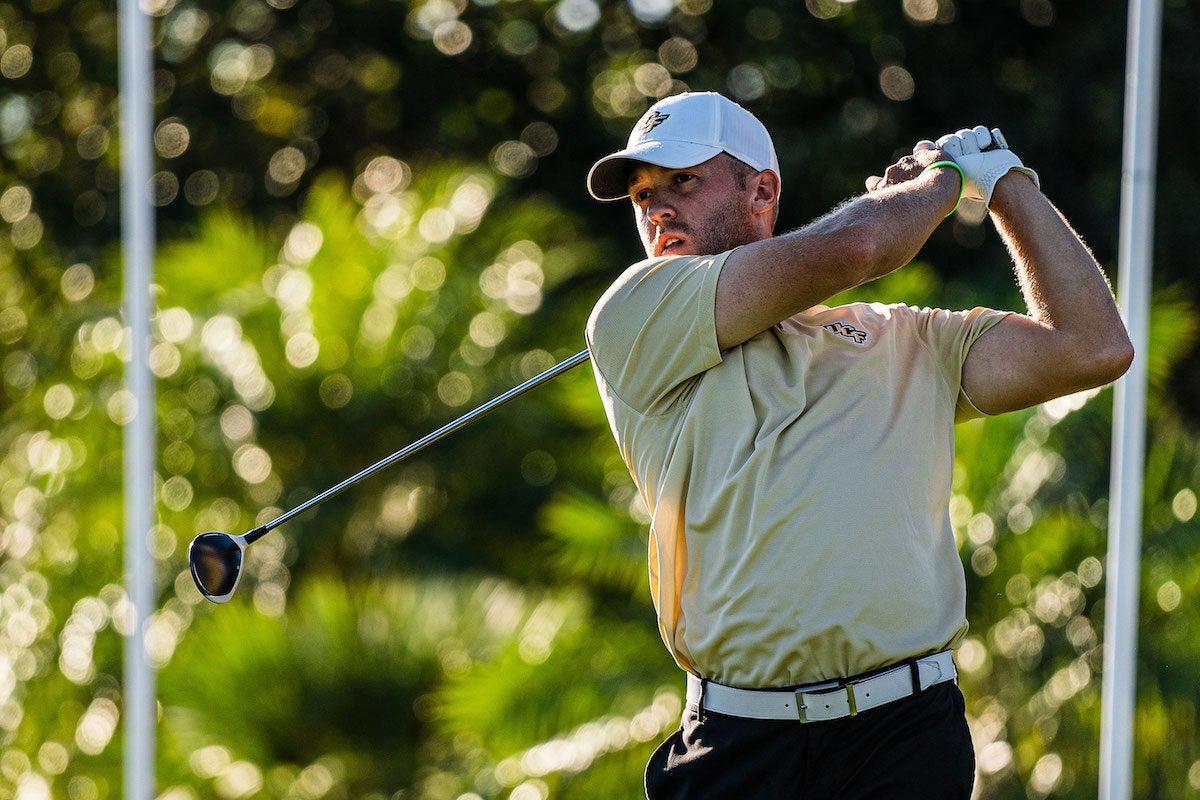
[750,170,780,233]
[751,170,780,217]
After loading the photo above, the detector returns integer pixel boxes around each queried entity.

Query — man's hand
[929,126,1040,207]
[864,146,946,192]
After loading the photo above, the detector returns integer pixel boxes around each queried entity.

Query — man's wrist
[921,160,964,218]
[989,169,1040,212]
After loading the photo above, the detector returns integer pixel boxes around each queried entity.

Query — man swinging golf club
[584,92,1132,798]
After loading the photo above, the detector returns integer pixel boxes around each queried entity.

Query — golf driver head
[189,531,248,603]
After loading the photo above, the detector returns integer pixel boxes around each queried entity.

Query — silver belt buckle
[796,679,858,723]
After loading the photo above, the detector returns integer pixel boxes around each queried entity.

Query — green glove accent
[922,160,964,218]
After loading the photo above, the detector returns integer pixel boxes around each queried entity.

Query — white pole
[119,0,156,795]
[1100,0,1161,798]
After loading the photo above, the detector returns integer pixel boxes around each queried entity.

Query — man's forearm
[841,163,960,278]
[714,162,957,349]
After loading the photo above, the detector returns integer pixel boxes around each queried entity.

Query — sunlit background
[2,0,1199,798]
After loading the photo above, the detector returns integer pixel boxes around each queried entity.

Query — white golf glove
[928,126,1039,208]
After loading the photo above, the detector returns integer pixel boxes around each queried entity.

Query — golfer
[584,92,1132,798]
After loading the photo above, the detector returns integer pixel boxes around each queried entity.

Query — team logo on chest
[823,321,868,345]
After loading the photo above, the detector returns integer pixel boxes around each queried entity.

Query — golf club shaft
[245,349,592,543]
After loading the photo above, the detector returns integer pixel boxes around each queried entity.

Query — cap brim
[586,140,724,201]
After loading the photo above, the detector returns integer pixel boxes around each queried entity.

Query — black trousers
[645,682,975,799]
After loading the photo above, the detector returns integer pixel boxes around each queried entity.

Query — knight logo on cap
[640,111,670,136]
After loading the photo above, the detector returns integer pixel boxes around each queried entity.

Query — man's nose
[647,198,675,225]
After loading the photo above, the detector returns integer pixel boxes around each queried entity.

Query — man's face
[626,154,764,259]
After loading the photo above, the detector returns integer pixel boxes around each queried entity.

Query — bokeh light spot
[401,325,435,360]
[0,45,33,79]
[37,742,69,776]
[107,389,137,425]
[1156,580,1181,613]
[469,312,506,348]
[285,332,319,368]
[978,740,1013,775]
[880,65,915,101]
[628,0,673,24]
[67,777,99,800]
[1021,0,1055,27]
[43,384,76,420]
[1030,753,1063,795]
[659,38,698,74]
[841,97,880,136]
[75,698,119,755]
[355,54,401,92]
[437,371,473,407]
[274,268,314,310]
[11,213,44,249]
[161,476,194,512]
[234,445,273,484]
[1077,556,1103,588]
[190,745,231,779]
[434,20,473,55]
[498,19,539,56]
[521,450,557,486]
[411,257,446,291]
[154,120,190,158]
[903,0,939,24]
[554,0,600,33]
[182,170,218,206]
[520,122,558,157]
[0,185,32,222]
[159,307,195,343]
[1172,488,1196,521]
[529,79,567,113]
[74,191,107,226]
[746,8,783,40]
[0,307,27,343]
[319,374,353,409]
[220,404,254,442]
[76,125,111,159]
[727,63,767,102]
[363,156,411,194]
[268,146,307,184]
[491,140,537,178]
[152,172,179,206]
[418,208,456,243]
[284,222,323,264]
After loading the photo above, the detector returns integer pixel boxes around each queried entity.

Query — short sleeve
[586,252,730,414]
[906,305,1010,423]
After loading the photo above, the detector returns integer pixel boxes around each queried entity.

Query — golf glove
[931,126,1039,208]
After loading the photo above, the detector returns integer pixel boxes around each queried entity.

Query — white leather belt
[685,650,956,722]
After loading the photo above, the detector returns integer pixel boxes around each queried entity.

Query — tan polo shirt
[586,250,1008,688]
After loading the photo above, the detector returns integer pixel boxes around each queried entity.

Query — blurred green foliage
[2,0,1199,798]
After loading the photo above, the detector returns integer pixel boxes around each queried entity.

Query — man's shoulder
[587,256,663,334]
[608,252,733,289]
[586,252,731,414]
[589,252,734,325]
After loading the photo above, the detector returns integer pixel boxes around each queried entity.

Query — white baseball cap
[587,92,780,202]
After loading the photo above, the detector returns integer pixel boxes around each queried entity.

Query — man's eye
[674,173,694,185]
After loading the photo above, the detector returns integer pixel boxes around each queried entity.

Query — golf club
[189,348,591,603]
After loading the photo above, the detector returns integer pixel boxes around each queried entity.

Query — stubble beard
[642,207,762,258]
